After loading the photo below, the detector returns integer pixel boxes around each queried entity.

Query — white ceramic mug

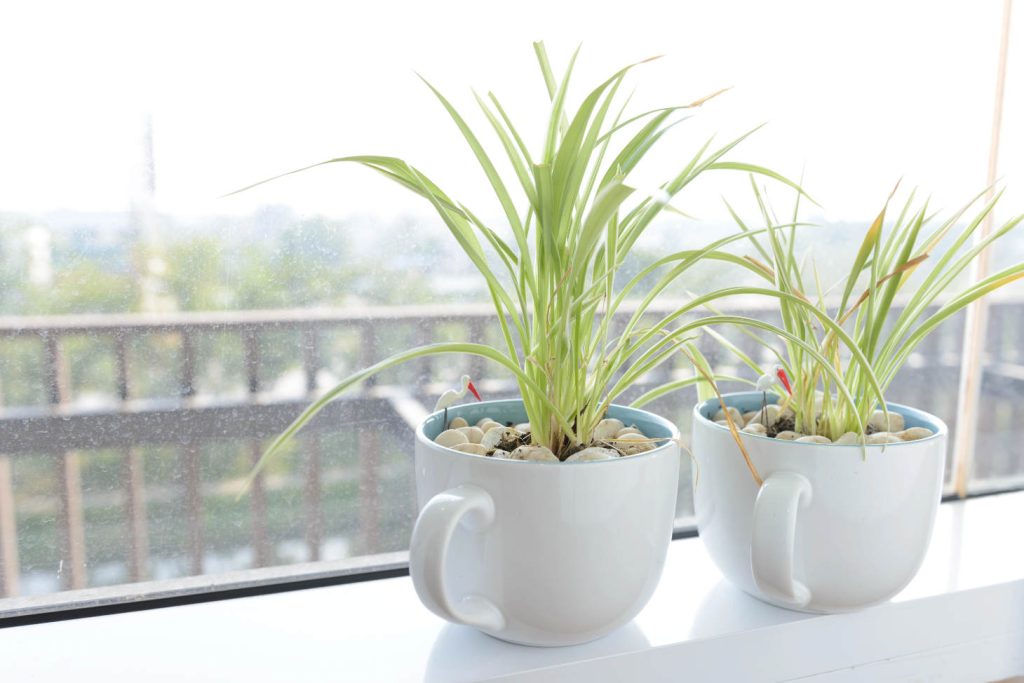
[691,392,947,613]
[410,399,680,646]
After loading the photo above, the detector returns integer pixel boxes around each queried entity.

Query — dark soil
[559,442,587,461]
[494,431,531,452]
[767,415,795,438]
[485,423,646,459]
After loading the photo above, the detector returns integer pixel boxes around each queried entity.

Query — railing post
[44,333,87,591]
[1008,390,1024,482]
[414,319,434,398]
[243,327,261,395]
[54,450,86,591]
[0,363,18,597]
[302,326,320,395]
[1013,303,1024,364]
[123,447,148,581]
[302,326,323,562]
[180,329,197,398]
[358,322,380,554]
[0,454,19,597]
[982,391,1007,482]
[114,331,131,403]
[358,425,381,555]
[249,440,270,568]
[182,441,204,576]
[244,327,270,567]
[116,331,149,581]
[178,328,204,575]
[43,333,70,406]
[987,303,1005,362]
[304,434,323,562]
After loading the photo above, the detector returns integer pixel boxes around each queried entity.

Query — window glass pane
[973,11,1024,493]
[0,0,1014,609]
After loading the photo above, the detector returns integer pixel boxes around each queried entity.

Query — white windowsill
[2,491,1023,682]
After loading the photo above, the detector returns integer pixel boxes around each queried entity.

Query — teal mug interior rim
[693,391,948,448]
[417,399,680,466]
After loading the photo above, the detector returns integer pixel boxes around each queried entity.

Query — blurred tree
[165,236,225,311]
[0,217,29,314]
[277,217,356,305]
[229,215,364,309]
[26,259,136,314]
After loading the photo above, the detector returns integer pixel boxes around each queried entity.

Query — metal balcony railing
[1,299,1022,599]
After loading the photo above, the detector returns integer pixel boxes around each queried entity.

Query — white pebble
[747,405,783,427]
[491,449,511,459]
[478,420,503,434]
[713,407,742,424]
[613,432,656,455]
[715,419,731,427]
[594,418,626,441]
[510,445,559,462]
[453,443,488,455]
[616,427,644,438]
[741,423,767,435]
[795,435,832,444]
[565,446,620,462]
[868,410,905,433]
[834,432,863,445]
[896,427,933,441]
[448,416,469,429]
[457,426,485,444]
[481,426,520,450]
[866,432,902,445]
[742,411,759,426]
[515,422,531,433]
[476,416,495,427]
[436,429,469,448]
[774,430,800,441]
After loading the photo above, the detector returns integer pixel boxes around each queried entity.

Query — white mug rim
[692,390,949,449]
[416,398,681,467]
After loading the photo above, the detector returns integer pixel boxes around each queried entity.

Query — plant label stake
[435,374,482,428]
[756,365,792,426]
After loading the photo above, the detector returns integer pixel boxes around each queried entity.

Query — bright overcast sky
[0,0,1019,223]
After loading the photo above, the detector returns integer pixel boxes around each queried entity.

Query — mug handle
[409,484,506,631]
[751,471,813,608]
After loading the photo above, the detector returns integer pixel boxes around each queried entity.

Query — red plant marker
[775,367,793,395]
[467,380,482,402]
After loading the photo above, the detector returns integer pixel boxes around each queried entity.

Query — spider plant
[705,179,1024,441]
[238,43,806,480]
